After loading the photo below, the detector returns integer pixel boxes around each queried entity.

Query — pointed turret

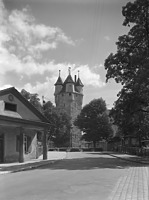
[54,70,63,95]
[64,67,75,93]
[76,77,84,87]
[64,75,74,84]
[75,71,84,94]
[54,76,63,86]
[54,70,63,86]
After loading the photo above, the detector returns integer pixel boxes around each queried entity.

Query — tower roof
[63,67,75,84]
[64,74,75,84]
[76,77,84,87]
[59,74,75,93]
[54,76,63,85]
[54,70,63,85]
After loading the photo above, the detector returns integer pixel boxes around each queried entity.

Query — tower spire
[54,70,63,86]
[59,70,61,77]
[76,70,84,88]
[78,70,80,78]
[68,67,71,75]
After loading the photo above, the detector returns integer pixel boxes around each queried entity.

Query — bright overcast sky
[0,0,132,108]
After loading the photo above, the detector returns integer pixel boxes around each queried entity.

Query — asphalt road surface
[0,152,142,200]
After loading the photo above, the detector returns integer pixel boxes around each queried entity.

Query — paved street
[0,152,148,200]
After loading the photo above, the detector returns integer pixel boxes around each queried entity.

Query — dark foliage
[104,0,149,145]
[74,98,113,148]
[21,89,43,112]
[43,101,71,147]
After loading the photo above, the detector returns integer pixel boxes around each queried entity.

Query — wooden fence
[118,145,149,157]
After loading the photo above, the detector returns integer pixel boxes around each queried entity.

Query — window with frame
[24,135,31,154]
[5,102,17,112]
[16,135,31,154]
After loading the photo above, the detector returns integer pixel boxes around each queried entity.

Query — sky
[0,0,132,108]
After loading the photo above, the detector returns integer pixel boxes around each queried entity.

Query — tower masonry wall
[55,92,83,148]
[65,84,75,93]
[55,92,83,116]
[54,72,83,148]
[76,86,83,94]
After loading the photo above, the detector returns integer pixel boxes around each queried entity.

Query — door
[0,135,4,163]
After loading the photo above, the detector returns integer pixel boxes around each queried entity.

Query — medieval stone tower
[54,68,84,148]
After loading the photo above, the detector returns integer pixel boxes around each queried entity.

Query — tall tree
[105,0,149,86]
[104,0,149,144]
[43,101,71,147]
[21,89,71,147]
[74,98,113,148]
[21,89,42,112]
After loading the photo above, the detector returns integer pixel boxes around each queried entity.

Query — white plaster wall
[0,94,40,121]
[4,128,19,162]
[24,130,37,161]
[1,127,38,163]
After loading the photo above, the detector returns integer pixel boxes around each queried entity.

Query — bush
[69,148,81,152]
[48,148,58,151]
[81,148,92,152]
[94,148,103,152]
[81,148,103,152]
[59,148,67,151]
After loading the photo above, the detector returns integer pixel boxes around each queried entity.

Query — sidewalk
[104,151,149,164]
[0,151,67,175]
[108,166,149,200]
[1,151,149,176]
[105,152,149,199]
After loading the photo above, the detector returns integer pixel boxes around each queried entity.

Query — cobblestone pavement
[108,166,149,200]
[1,152,149,200]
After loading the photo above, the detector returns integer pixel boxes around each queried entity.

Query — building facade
[0,87,49,163]
[54,69,84,148]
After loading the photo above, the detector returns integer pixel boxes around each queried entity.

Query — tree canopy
[74,98,113,148]
[21,89,71,147]
[104,0,149,143]
[43,101,71,147]
[21,89,43,112]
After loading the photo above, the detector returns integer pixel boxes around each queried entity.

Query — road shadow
[37,153,146,171]
[89,152,149,163]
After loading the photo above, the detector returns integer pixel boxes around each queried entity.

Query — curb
[11,160,56,173]
[104,152,149,165]
[0,157,66,175]
[0,160,55,175]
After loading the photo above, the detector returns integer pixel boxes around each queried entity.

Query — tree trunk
[43,129,48,160]
[93,141,96,150]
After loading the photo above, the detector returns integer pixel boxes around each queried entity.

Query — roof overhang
[0,87,49,123]
[0,115,50,130]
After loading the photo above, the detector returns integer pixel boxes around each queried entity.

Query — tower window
[5,102,17,112]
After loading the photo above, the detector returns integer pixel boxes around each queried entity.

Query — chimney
[74,75,77,82]
[42,96,45,106]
